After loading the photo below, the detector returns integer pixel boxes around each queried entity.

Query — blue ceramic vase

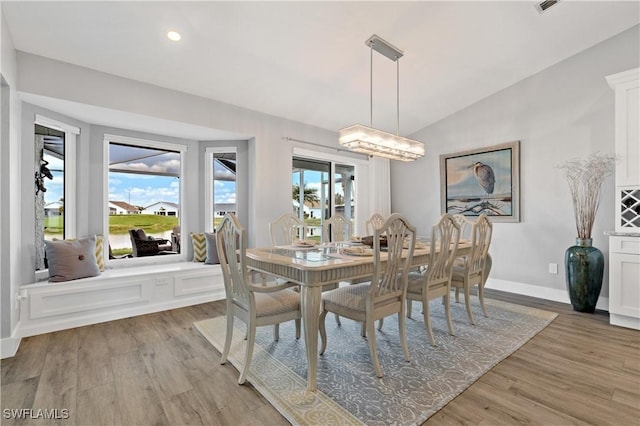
[564,238,604,313]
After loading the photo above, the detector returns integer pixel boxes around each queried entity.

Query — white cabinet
[606,68,640,233]
[608,236,640,330]
[606,68,640,330]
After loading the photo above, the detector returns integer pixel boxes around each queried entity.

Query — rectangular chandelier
[339,35,425,162]
[338,124,425,161]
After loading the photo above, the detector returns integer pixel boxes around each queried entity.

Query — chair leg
[335,313,341,326]
[455,287,460,303]
[406,299,413,318]
[464,285,476,325]
[319,309,329,355]
[361,322,366,337]
[444,290,456,336]
[367,318,383,378]
[478,284,488,317]
[239,320,256,385]
[220,311,234,365]
[377,318,384,331]
[423,297,437,347]
[398,311,411,364]
[273,324,280,341]
[295,318,301,339]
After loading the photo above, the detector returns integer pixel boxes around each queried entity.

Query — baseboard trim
[485,278,609,311]
[610,313,640,330]
[1,323,22,359]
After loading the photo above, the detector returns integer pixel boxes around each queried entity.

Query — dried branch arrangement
[559,153,615,239]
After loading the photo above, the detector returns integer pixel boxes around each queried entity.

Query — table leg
[300,285,322,391]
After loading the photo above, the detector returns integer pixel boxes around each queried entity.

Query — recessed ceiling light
[167,31,181,42]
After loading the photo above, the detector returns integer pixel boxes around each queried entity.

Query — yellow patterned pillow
[94,235,105,271]
[52,234,105,271]
[190,232,207,262]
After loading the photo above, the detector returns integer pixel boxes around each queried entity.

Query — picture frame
[440,141,520,222]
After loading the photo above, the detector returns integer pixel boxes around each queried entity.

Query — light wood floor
[1,290,638,425]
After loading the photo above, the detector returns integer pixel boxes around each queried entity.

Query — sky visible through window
[106,173,236,209]
[46,172,236,212]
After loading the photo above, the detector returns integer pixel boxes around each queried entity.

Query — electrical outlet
[156,277,170,286]
[548,263,558,274]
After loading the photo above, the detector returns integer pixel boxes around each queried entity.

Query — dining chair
[322,213,352,243]
[319,213,416,378]
[450,214,493,325]
[365,213,386,235]
[452,214,472,242]
[406,214,460,346]
[217,213,301,385]
[452,214,493,285]
[269,213,306,246]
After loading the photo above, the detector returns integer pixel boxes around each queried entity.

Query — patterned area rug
[195,297,557,426]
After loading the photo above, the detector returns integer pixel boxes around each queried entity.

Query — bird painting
[471,161,495,194]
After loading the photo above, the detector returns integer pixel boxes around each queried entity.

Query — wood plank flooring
[1,290,638,425]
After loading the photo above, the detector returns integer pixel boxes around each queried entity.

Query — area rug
[195,297,557,426]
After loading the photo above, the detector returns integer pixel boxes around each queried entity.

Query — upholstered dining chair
[452,214,493,285]
[319,213,416,378]
[406,213,460,346]
[365,213,386,235]
[450,214,493,325]
[269,213,307,246]
[217,213,301,385]
[322,213,352,243]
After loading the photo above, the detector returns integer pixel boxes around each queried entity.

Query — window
[105,135,184,260]
[35,115,78,273]
[205,148,237,232]
[292,157,356,242]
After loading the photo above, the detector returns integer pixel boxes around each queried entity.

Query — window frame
[103,133,187,266]
[36,114,79,238]
[34,115,79,281]
[205,146,237,233]
[293,147,368,235]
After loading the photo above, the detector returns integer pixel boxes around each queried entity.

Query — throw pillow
[45,236,100,282]
[53,234,106,271]
[190,232,207,262]
[204,232,220,265]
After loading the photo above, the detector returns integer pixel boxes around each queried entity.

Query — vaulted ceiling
[3,1,639,138]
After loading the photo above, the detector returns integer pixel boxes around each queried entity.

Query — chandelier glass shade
[339,34,425,161]
[338,124,425,161]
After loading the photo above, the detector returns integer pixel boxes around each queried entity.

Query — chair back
[466,214,493,284]
[452,214,472,242]
[365,213,386,235]
[370,213,416,304]
[269,213,306,246]
[323,213,351,243]
[216,213,251,310]
[129,229,158,257]
[427,214,460,286]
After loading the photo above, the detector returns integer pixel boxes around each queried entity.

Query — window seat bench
[18,261,224,338]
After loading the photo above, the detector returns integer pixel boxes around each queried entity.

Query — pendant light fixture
[338,34,425,161]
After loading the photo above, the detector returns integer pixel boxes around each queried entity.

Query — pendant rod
[370,42,373,128]
[396,57,400,136]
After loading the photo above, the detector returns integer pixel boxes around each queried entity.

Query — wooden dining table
[245,241,471,391]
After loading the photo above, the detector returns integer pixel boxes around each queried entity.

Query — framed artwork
[440,141,520,222]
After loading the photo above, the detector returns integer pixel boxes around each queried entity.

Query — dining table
[245,240,471,391]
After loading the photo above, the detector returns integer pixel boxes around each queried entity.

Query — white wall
[1,8,21,348]
[391,25,640,305]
